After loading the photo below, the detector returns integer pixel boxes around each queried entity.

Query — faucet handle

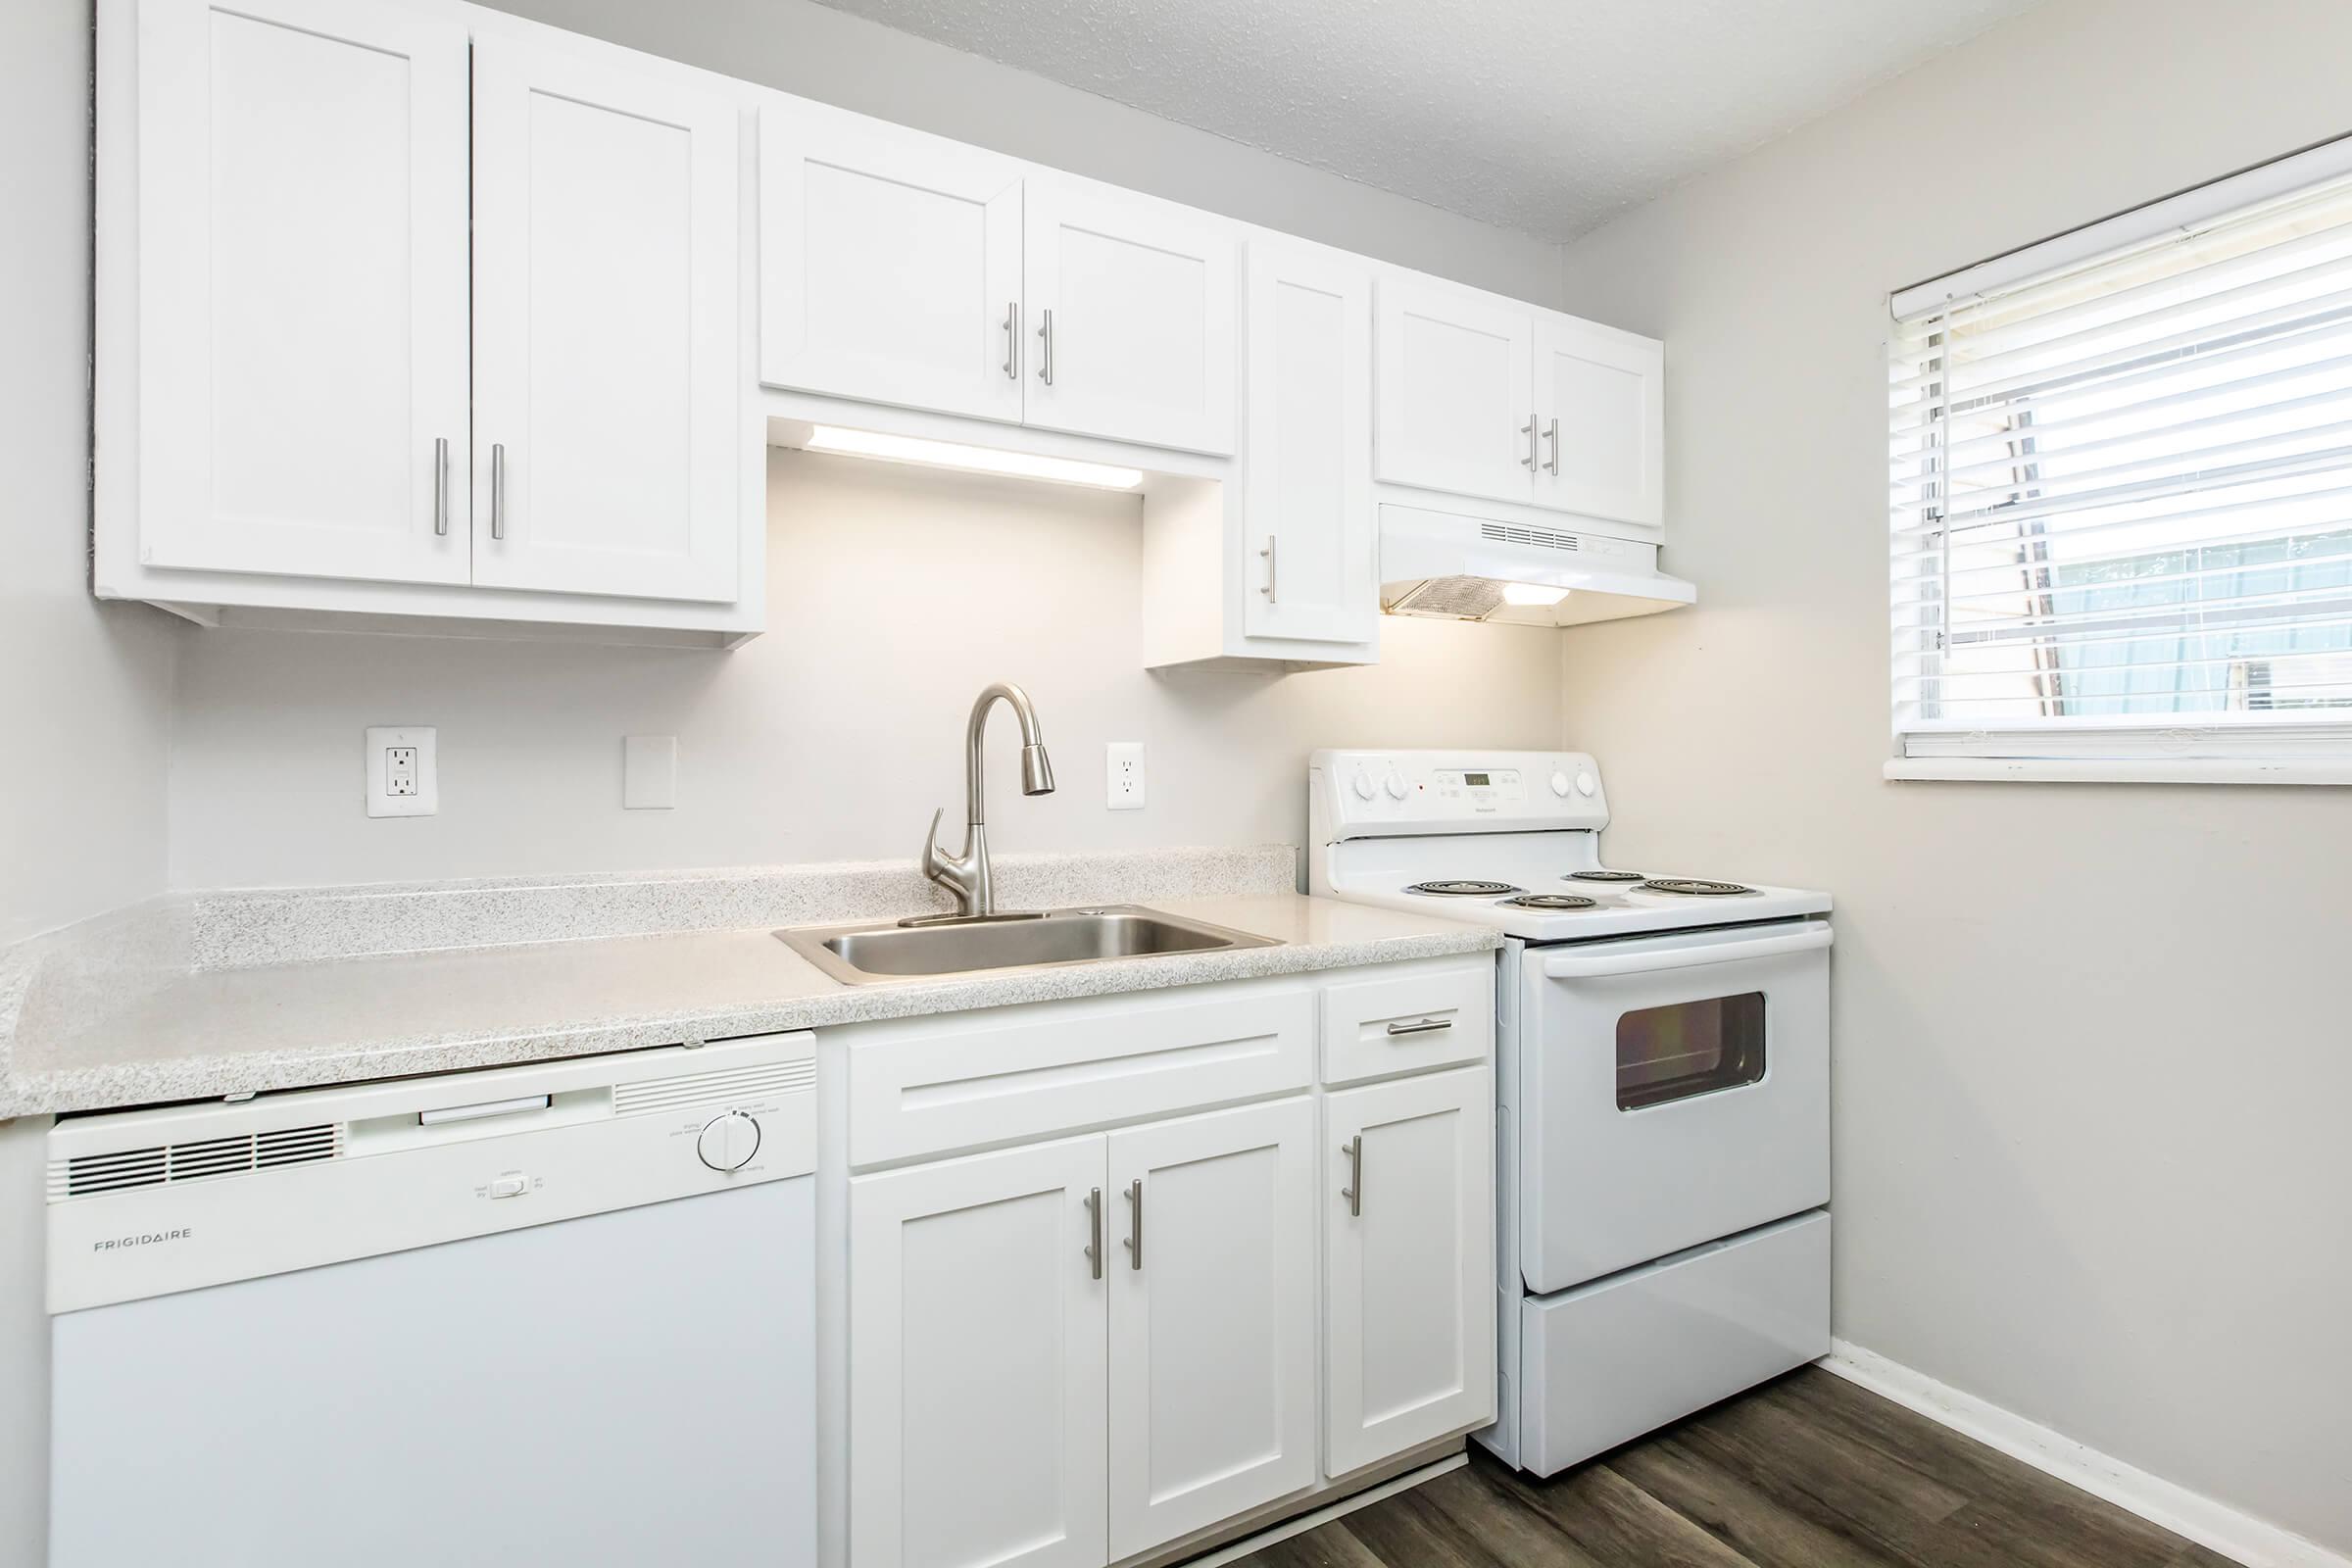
[921,806,950,874]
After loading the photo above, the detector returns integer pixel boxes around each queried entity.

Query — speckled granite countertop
[0,851,1497,1117]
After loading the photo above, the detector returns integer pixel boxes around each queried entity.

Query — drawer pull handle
[1386,1017,1452,1036]
[1341,1135,1363,1217]
[1123,1177,1144,1271]
[1084,1186,1103,1280]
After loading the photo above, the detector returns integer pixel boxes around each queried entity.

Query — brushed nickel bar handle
[1259,538,1277,602]
[1003,301,1020,380]
[1521,414,1538,468]
[1085,1185,1103,1280]
[1544,416,1561,476]
[433,436,450,536]
[1037,308,1054,385]
[490,443,508,542]
[1123,1178,1143,1271]
[1386,1017,1451,1036]
[1341,1136,1362,1218]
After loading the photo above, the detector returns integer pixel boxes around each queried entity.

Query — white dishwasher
[44,1033,816,1568]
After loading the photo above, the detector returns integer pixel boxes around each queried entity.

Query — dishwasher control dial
[697,1110,762,1173]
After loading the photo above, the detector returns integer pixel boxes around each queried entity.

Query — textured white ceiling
[806,0,2045,242]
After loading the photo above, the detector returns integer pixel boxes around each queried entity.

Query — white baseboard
[1819,1341,2348,1568]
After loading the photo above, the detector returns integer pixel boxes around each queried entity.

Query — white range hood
[1379,502,1695,627]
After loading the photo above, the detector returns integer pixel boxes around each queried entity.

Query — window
[1615,993,1767,1110]
[1888,138,2352,781]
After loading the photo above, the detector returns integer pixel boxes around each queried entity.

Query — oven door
[1518,919,1829,1294]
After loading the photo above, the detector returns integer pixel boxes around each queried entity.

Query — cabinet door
[1105,1101,1317,1558]
[1324,1067,1495,1477]
[849,1137,1108,1568]
[1372,277,1534,506]
[1242,242,1376,648]
[1023,178,1237,455]
[1534,314,1665,528]
[760,100,1024,422]
[471,37,742,603]
[132,0,470,585]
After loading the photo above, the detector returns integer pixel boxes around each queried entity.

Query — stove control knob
[1351,767,1377,801]
[1384,771,1408,800]
[697,1110,761,1173]
[1548,770,1572,797]
[1575,770,1597,798]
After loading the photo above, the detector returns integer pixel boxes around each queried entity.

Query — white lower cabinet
[850,1102,1318,1568]
[1106,1101,1318,1558]
[849,1136,1108,1568]
[1323,1066,1496,1477]
[842,964,1496,1568]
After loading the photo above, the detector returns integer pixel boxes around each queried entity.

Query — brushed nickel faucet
[922,682,1055,918]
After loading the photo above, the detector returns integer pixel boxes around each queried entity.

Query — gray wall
[1553,0,2352,1549]
[0,0,176,948]
[170,451,1565,886]
[3,0,176,1554]
[481,0,1565,306]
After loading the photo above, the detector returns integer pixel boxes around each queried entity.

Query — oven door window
[1615,992,1766,1109]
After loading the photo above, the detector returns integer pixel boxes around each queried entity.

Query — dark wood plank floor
[1232,1368,2240,1568]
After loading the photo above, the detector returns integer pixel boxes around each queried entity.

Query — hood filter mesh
[1383,575,1508,620]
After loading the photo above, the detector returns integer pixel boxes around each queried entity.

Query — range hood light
[1500,581,1572,608]
[804,426,1145,491]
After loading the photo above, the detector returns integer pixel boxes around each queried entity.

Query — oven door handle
[1541,925,1832,980]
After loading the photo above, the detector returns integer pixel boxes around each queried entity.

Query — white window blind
[1888,139,2352,778]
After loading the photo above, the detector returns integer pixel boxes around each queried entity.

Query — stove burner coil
[1642,878,1757,897]
[1566,869,1644,883]
[1405,879,1521,897]
[1499,893,1597,910]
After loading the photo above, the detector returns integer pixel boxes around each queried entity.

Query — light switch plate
[366,726,438,818]
[1106,742,1146,809]
[624,735,678,809]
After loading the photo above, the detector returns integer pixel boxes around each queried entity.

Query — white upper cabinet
[1105,1101,1317,1558]
[1375,275,1665,531]
[470,36,742,604]
[849,1138,1109,1568]
[1241,241,1376,650]
[1323,1066,1495,1478]
[1022,178,1238,455]
[759,101,1025,423]
[1535,315,1665,528]
[1373,277,1536,507]
[131,0,471,585]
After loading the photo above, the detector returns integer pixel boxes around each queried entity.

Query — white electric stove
[1310,750,1835,1475]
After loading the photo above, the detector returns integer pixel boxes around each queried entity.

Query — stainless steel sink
[775,905,1277,985]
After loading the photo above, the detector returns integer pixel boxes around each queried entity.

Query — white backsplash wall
[167,450,1564,890]
[1551,0,2352,1553]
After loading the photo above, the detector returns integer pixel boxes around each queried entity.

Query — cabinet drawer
[1320,956,1494,1085]
[846,983,1314,1169]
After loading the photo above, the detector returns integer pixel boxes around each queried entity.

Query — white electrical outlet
[366,726,438,818]
[1106,742,1146,809]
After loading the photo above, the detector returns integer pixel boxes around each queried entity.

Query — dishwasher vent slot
[1480,521,1583,553]
[613,1057,814,1117]
[50,1123,344,1200]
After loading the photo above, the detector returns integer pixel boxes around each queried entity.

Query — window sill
[1884,758,2352,786]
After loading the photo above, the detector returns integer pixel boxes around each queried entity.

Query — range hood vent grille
[1480,521,1583,553]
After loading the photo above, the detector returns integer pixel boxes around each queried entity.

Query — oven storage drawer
[1320,955,1494,1085]
[1517,1209,1829,1477]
